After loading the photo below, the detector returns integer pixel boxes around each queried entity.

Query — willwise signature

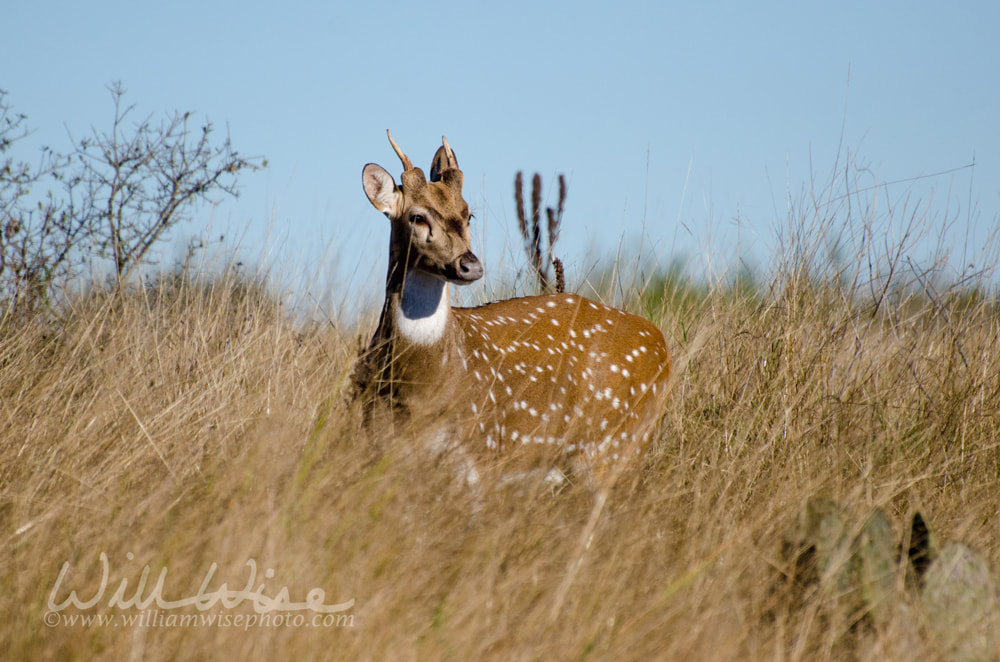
[47,552,354,614]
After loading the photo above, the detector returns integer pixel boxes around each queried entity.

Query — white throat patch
[395,270,450,345]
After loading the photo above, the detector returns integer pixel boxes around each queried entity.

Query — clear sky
[4,1,999,307]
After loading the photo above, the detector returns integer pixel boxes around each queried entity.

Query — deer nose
[457,252,483,282]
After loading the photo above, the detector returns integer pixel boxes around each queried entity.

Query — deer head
[362,131,482,286]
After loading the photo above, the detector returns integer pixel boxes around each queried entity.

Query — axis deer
[354,131,671,468]
[353,131,671,617]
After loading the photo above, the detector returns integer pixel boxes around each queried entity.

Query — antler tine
[386,129,413,171]
[441,135,458,169]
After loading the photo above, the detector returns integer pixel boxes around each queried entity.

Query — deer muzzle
[449,251,483,284]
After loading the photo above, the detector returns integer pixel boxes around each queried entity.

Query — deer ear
[429,144,459,183]
[362,163,401,216]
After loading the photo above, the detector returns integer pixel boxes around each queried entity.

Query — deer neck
[354,252,464,416]
[394,269,452,345]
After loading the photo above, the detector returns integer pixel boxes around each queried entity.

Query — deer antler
[386,129,413,171]
[441,135,458,170]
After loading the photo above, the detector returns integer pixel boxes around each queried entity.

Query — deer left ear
[429,139,459,183]
[362,163,401,216]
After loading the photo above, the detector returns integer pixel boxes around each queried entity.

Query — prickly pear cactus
[921,542,998,662]
[778,499,1000,660]
[780,498,896,625]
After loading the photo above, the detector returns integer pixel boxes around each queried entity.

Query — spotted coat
[453,293,670,472]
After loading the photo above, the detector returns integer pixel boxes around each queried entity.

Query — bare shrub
[0,84,264,316]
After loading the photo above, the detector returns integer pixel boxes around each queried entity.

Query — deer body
[454,292,669,464]
[354,132,671,480]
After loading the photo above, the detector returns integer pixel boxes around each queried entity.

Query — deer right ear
[362,164,401,216]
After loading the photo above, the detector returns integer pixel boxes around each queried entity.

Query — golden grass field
[3,220,1000,660]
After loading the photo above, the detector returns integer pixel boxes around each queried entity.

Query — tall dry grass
[3,192,1000,660]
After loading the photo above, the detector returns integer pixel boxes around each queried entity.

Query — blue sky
[4,1,999,307]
